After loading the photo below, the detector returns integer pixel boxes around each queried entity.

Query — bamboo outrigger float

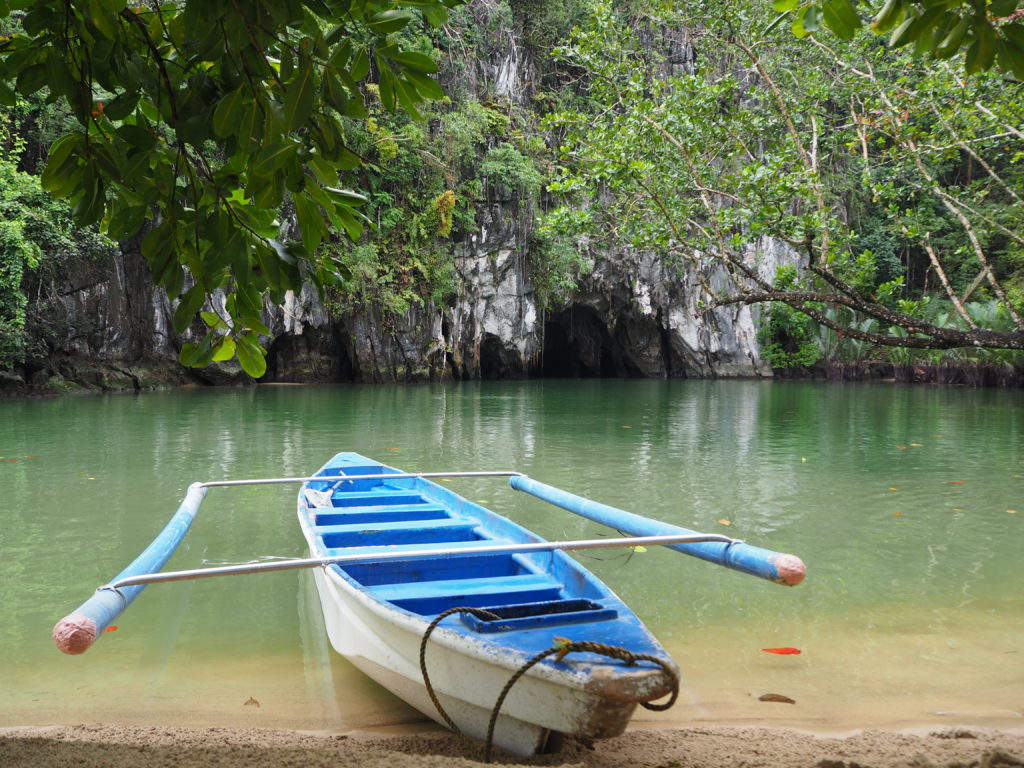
[54,453,805,756]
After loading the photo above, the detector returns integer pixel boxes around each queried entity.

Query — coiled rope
[418,606,679,763]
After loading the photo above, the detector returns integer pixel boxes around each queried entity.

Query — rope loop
[418,607,679,763]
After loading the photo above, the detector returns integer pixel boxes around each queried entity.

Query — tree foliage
[772,0,1024,77]
[544,0,1024,355]
[0,0,463,376]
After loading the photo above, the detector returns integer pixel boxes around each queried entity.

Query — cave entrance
[539,305,643,378]
[480,333,519,380]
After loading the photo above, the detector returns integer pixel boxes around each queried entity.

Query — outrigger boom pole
[103,532,740,590]
[53,469,805,656]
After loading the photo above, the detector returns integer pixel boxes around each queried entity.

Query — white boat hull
[311,566,642,756]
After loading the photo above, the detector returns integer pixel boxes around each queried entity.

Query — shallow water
[1,380,1021,733]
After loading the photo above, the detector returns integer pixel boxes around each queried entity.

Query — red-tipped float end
[53,613,98,655]
[774,554,806,586]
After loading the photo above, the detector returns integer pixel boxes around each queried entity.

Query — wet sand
[3,723,1023,768]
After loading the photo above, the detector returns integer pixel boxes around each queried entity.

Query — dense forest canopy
[0,0,1022,378]
[542,0,1024,364]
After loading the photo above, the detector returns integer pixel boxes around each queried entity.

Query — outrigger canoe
[54,452,805,757]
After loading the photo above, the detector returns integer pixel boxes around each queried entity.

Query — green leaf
[180,330,218,368]
[16,63,48,96]
[179,342,200,367]
[284,60,317,130]
[236,333,267,378]
[773,0,798,10]
[888,14,918,47]
[173,284,207,334]
[392,75,423,120]
[333,203,365,241]
[764,10,794,34]
[105,203,147,239]
[323,71,350,114]
[996,36,1024,79]
[966,22,997,73]
[293,190,325,252]
[378,63,396,111]
[821,0,862,40]
[390,50,438,73]
[116,123,157,151]
[0,80,16,107]
[211,335,236,362]
[213,85,246,138]
[142,224,178,288]
[934,15,971,58]
[102,91,140,121]
[326,187,369,205]
[350,46,370,81]
[368,10,414,34]
[802,5,819,33]
[201,311,230,331]
[403,68,445,100]
[871,0,903,33]
[237,95,263,151]
[41,134,82,192]
[252,141,299,178]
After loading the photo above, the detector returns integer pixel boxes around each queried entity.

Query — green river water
[1,380,1022,734]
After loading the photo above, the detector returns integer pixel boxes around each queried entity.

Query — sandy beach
[3,723,1024,768]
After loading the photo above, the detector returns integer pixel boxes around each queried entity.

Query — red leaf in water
[761,647,802,655]
[104,625,118,633]
[892,512,904,517]
[949,480,966,484]
[759,693,796,704]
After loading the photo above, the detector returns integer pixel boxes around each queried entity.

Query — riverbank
[3,723,1024,768]
[3,356,1024,398]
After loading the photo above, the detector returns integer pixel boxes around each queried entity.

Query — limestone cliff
[3,3,782,396]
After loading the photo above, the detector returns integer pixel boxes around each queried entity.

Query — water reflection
[1,380,1020,732]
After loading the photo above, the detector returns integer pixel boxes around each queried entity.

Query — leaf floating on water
[631,545,647,553]
[889,487,899,491]
[761,647,802,655]
[910,443,923,447]
[385,447,400,451]
[717,519,732,526]
[104,625,118,633]
[892,513,904,517]
[759,693,796,704]
[622,425,632,429]
[244,697,260,708]
[1009,510,1019,515]
[896,445,907,450]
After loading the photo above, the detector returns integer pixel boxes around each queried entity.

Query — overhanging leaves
[0,0,465,376]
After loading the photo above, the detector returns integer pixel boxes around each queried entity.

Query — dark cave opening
[539,305,645,378]
[480,333,520,380]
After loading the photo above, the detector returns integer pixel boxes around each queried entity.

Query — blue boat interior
[301,454,625,634]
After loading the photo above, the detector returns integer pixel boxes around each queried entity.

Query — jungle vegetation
[0,0,1021,377]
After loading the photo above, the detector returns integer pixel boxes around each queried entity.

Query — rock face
[541,246,774,380]
[7,167,781,400]
[2,8,783,396]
